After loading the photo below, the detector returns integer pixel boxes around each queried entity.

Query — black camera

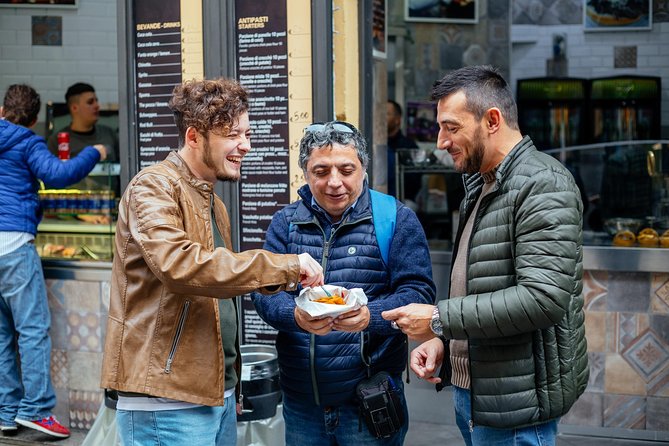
[356,372,405,439]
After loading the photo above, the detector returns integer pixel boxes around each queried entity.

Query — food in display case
[611,227,669,248]
[36,162,120,261]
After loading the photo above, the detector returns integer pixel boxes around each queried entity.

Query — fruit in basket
[637,228,659,247]
[612,230,635,247]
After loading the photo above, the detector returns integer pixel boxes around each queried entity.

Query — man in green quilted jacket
[383,65,588,446]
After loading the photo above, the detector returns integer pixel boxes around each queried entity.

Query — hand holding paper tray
[296,284,368,318]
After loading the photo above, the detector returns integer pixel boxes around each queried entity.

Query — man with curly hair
[100,77,323,446]
[1,84,106,439]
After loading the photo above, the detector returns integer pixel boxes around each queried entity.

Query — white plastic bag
[295,285,368,318]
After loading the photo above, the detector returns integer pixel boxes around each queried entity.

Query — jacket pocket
[164,300,191,374]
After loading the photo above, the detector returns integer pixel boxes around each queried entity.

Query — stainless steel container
[238,344,281,422]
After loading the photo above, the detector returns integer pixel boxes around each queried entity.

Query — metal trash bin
[238,344,282,422]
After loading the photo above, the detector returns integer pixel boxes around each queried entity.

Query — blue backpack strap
[369,189,396,266]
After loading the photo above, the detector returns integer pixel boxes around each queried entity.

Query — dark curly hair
[3,84,41,127]
[168,77,249,147]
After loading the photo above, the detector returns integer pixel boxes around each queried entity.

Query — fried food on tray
[612,230,635,247]
[637,228,659,247]
[661,230,669,248]
[314,295,346,305]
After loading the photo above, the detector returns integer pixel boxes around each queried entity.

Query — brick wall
[510,22,669,138]
[0,0,118,130]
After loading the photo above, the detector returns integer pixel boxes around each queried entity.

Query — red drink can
[57,132,70,160]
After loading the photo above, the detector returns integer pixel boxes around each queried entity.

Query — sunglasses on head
[303,121,357,134]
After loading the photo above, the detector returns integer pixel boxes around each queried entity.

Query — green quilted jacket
[438,136,589,428]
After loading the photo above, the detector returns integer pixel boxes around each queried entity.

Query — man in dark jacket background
[253,121,436,445]
[0,84,106,439]
[383,65,588,446]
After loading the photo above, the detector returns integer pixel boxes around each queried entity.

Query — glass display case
[398,141,669,268]
[36,162,120,262]
[546,140,669,248]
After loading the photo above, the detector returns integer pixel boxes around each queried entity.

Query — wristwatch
[430,306,443,337]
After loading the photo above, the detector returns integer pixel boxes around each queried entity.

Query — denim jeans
[282,377,408,446]
[452,385,558,446]
[0,243,56,427]
[116,394,237,446]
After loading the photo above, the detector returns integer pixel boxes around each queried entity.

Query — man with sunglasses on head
[252,121,436,445]
[100,78,323,446]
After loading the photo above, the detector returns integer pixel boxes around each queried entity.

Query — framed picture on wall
[584,0,652,31]
[0,0,76,7]
[373,0,387,58]
[405,0,478,24]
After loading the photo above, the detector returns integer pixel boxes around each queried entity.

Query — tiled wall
[510,2,669,137]
[45,269,669,436]
[561,270,669,433]
[0,0,119,126]
[46,277,110,431]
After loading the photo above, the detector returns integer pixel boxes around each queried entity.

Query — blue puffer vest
[273,184,407,407]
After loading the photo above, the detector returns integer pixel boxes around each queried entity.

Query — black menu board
[236,0,290,252]
[133,0,182,168]
[236,0,291,345]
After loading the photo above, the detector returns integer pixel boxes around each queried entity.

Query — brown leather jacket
[100,152,301,406]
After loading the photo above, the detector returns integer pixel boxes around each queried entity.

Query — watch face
[431,313,443,336]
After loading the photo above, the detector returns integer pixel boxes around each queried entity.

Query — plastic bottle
[57,132,70,160]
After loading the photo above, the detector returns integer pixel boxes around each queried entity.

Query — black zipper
[165,300,191,374]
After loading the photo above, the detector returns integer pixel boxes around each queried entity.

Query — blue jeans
[452,385,558,446]
[0,243,56,427]
[116,394,237,446]
[282,378,408,446]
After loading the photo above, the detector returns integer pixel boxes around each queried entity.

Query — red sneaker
[15,416,70,438]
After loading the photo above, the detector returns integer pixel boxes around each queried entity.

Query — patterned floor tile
[651,273,669,314]
[64,281,101,313]
[647,372,669,397]
[68,351,103,392]
[583,270,608,311]
[561,391,602,427]
[621,329,669,383]
[646,396,669,431]
[604,353,646,395]
[46,279,67,309]
[615,312,649,353]
[587,352,605,393]
[53,387,70,429]
[607,272,650,313]
[51,349,68,389]
[603,394,645,429]
[68,389,104,430]
[66,310,102,352]
[586,311,606,352]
